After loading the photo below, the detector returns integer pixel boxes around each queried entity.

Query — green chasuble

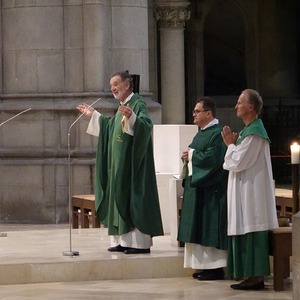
[177,124,228,250]
[94,93,164,237]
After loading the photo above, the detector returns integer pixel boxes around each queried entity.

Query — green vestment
[177,124,228,250]
[236,118,270,145]
[94,94,164,237]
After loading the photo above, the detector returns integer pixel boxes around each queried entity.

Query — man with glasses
[178,97,228,281]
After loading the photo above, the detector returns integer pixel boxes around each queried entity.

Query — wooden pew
[269,226,292,291]
[72,194,100,228]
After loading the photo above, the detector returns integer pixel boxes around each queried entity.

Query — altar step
[0,225,192,285]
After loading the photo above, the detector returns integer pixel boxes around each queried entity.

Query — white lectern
[153,125,197,238]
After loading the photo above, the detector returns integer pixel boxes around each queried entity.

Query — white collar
[120,92,134,106]
[201,118,219,130]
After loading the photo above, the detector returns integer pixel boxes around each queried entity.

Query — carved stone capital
[154,3,191,28]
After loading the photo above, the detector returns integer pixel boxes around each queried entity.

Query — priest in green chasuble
[77,71,163,254]
[177,97,228,280]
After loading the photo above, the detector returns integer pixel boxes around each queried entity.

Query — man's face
[235,92,251,119]
[110,75,129,101]
[192,102,209,128]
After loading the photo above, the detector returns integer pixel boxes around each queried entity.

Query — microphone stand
[62,98,101,256]
[0,108,32,237]
[0,108,32,127]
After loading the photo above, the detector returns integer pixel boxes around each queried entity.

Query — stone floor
[0,277,293,300]
[0,224,293,299]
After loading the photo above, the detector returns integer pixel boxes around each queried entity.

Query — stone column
[0,0,2,93]
[83,1,111,91]
[64,2,84,93]
[111,0,150,92]
[155,1,190,124]
[293,212,300,299]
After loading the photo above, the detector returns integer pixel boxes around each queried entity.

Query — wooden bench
[72,194,100,228]
[269,226,292,291]
[275,188,293,220]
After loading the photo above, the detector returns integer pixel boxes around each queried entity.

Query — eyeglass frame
[193,109,209,114]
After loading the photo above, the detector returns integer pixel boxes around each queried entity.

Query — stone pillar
[155,1,190,124]
[111,0,150,92]
[64,2,84,93]
[82,1,111,92]
[293,212,300,299]
[0,0,2,93]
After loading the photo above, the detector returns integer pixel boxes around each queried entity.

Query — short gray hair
[243,89,263,114]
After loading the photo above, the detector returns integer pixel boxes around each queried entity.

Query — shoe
[192,271,203,279]
[107,245,129,252]
[193,270,210,279]
[197,268,224,281]
[230,281,265,290]
[124,248,150,254]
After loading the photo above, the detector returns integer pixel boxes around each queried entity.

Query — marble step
[0,226,192,285]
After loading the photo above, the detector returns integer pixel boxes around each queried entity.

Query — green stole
[236,119,270,145]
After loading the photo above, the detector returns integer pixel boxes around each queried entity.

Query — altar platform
[0,225,293,299]
[1,188,292,286]
[0,224,192,285]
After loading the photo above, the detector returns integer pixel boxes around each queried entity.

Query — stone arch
[185,0,258,106]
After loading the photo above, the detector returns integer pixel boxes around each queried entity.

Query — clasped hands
[221,126,238,146]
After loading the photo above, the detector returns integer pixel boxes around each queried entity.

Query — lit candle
[290,142,300,164]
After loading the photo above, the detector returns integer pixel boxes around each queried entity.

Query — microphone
[0,108,32,127]
[0,107,31,238]
[63,98,101,257]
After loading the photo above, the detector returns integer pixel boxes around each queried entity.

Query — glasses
[193,109,208,114]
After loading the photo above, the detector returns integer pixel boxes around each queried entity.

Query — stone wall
[0,0,161,224]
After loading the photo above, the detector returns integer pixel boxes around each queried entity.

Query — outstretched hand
[76,103,95,117]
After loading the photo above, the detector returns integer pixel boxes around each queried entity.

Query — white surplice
[184,243,227,269]
[223,135,278,236]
